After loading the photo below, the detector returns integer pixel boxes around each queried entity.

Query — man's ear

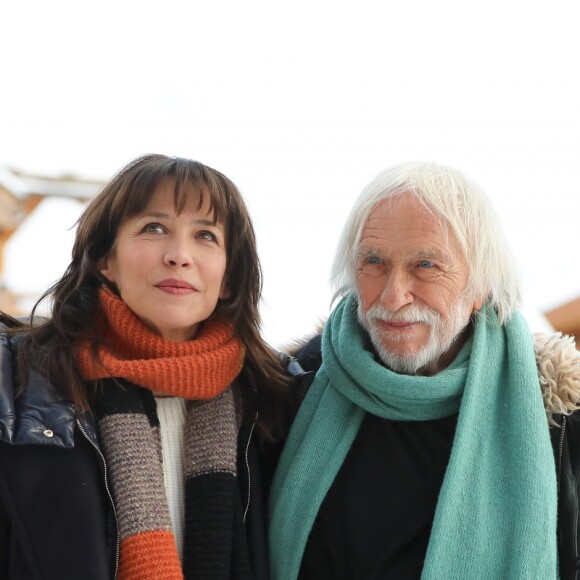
[472,294,485,312]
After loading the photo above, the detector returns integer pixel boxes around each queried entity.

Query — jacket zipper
[557,415,567,553]
[76,419,120,579]
[243,412,258,523]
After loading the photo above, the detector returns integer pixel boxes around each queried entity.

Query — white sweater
[155,396,187,560]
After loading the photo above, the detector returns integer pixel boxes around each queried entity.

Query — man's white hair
[330,162,521,325]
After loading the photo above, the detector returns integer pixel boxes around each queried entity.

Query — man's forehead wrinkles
[362,221,429,238]
[359,231,384,243]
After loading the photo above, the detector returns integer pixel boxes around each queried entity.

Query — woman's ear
[219,282,232,300]
[98,256,115,283]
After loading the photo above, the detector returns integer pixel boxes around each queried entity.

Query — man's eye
[418,260,434,268]
[367,256,382,265]
[143,223,164,234]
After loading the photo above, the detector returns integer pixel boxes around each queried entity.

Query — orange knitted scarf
[78,287,246,580]
[77,287,244,398]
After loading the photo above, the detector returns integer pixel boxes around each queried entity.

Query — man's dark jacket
[293,332,580,580]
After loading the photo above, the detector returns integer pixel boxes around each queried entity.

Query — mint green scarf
[270,295,558,579]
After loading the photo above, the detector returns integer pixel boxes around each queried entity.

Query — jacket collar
[0,334,78,446]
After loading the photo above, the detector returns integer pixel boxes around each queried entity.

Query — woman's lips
[155,279,198,295]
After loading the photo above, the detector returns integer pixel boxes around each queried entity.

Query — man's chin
[371,339,429,374]
[370,328,453,375]
[377,342,423,359]
[373,335,427,363]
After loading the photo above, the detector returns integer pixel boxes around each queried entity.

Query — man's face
[355,192,482,375]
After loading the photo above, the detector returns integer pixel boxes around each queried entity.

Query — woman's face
[99,182,229,342]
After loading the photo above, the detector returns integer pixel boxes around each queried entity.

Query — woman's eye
[367,256,382,265]
[197,230,217,242]
[418,260,434,268]
[142,223,165,234]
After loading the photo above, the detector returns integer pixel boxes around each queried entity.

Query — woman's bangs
[173,170,229,225]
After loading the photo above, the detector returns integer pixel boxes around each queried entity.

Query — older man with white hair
[269,163,580,580]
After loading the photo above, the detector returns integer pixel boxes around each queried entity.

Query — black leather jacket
[0,333,115,579]
[294,333,580,580]
[551,412,580,579]
[0,333,305,580]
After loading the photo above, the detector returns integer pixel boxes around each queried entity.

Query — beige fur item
[534,332,580,425]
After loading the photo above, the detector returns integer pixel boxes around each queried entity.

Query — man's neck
[410,325,473,377]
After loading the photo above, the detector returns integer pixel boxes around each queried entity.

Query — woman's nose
[163,239,193,268]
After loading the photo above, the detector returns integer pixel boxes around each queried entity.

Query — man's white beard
[357,294,474,375]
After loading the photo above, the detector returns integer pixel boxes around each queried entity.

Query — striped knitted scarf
[78,288,250,580]
[270,294,558,579]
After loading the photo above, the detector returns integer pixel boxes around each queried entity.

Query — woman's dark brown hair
[11,154,291,438]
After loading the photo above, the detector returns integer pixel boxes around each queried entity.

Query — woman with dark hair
[0,154,295,580]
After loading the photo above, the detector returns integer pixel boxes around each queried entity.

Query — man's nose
[379,269,414,312]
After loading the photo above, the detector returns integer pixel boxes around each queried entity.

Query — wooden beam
[0,228,17,273]
[544,297,580,344]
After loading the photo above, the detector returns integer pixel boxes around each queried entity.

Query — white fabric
[155,396,187,560]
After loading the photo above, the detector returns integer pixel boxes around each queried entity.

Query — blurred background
[1,0,579,347]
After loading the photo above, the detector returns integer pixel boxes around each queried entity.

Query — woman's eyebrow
[136,212,218,227]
